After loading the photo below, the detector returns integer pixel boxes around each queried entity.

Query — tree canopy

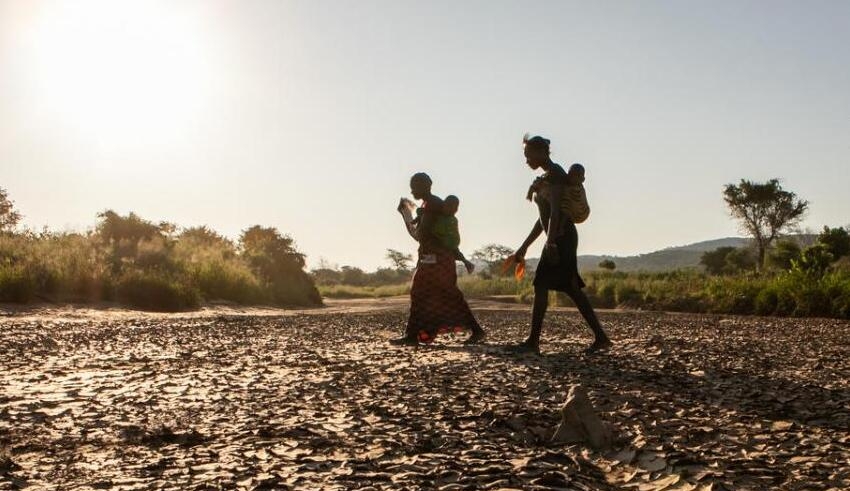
[723,179,808,270]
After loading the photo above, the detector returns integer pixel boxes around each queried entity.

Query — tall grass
[571,270,850,318]
[319,283,410,299]
[0,215,321,311]
[457,275,524,297]
[0,232,111,303]
[380,268,850,319]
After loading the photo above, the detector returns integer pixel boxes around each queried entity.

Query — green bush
[187,259,266,304]
[0,213,321,309]
[615,284,642,306]
[754,287,778,315]
[0,232,110,303]
[319,265,850,319]
[115,270,200,312]
[0,265,36,302]
[579,268,850,319]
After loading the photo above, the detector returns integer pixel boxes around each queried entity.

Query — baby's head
[444,195,460,215]
[567,163,585,184]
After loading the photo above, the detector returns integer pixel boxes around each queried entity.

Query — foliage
[723,179,808,270]
[0,231,110,303]
[239,225,321,306]
[791,244,834,277]
[818,226,850,259]
[311,265,411,288]
[700,246,756,275]
[575,269,850,319]
[725,247,756,273]
[115,270,200,311]
[0,187,22,233]
[318,282,410,299]
[314,261,850,320]
[0,213,320,310]
[472,244,515,275]
[766,239,802,271]
[385,249,413,271]
[173,227,265,304]
[700,247,735,275]
[598,259,616,271]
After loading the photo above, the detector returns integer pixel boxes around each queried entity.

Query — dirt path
[1,301,848,490]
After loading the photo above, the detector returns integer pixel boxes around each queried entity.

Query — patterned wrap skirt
[406,252,480,342]
[533,221,587,292]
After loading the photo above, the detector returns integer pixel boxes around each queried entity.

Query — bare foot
[464,330,486,345]
[389,335,418,347]
[584,338,613,355]
[508,341,540,356]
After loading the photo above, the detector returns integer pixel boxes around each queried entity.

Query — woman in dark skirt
[511,135,612,355]
[390,173,486,346]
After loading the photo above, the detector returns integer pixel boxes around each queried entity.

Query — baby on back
[412,195,475,273]
[527,163,590,224]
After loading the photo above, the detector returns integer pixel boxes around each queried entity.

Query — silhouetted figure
[391,173,485,346]
[411,194,475,274]
[511,135,611,355]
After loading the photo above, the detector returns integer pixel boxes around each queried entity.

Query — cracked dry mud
[1,300,848,490]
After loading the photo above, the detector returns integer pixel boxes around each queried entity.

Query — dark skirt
[533,221,586,292]
[406,252,480,342]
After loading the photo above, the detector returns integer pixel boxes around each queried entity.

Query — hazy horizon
[2,0,849,270]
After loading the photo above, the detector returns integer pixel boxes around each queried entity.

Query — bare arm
[397,199,419,240]
[455,248,475,273]
[515,220,544,261]
[453,248,467,262]
[403,215,418,240]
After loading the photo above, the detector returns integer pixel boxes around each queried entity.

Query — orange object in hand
[514,261,526,281]
[501,256,525,281]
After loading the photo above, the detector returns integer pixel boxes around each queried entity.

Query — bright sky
[2,1,848,270]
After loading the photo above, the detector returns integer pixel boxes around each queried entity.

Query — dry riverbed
[1,299,848,490]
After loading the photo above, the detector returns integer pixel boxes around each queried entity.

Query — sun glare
[19,1,213,145]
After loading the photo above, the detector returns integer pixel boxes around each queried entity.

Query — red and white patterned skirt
[406,252,480,342]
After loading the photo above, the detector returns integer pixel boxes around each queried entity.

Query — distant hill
[518,235,817,273]
[576,237,750,272]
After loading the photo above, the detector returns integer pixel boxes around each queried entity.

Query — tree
[386,249,413,271]
[0,187,22,232]
[725,247,757,273]
[472,243,515,275]
[723,179,808,271]
[310,267,342,286]
[239,225,320,305]
[96,210,169,270]
[598,259,616,271]
[179,226,233,248]
[818,226,850,259]
[97,210,164,246]
[340,266,368,286]
[700,247,736,275]
[700,246,756,275]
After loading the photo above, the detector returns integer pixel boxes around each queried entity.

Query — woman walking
[511,135,611,355]
[391,172,485,346]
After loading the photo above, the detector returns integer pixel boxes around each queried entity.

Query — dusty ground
[1,299,848,490]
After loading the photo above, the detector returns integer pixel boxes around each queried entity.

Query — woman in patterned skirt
[390,172,486,346]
